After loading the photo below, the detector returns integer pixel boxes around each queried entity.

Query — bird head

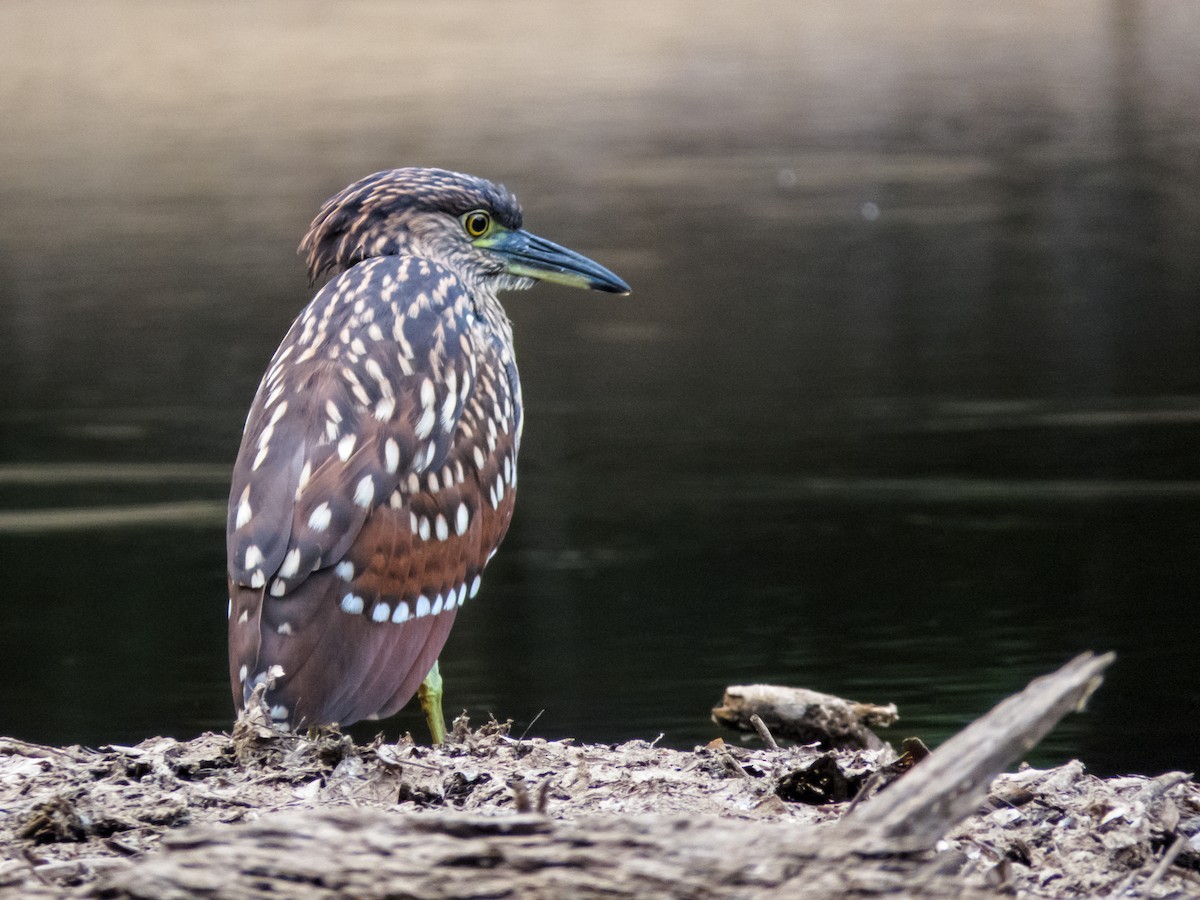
[298,167,629,296]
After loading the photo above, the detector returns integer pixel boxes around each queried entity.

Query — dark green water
[1,1,1198,776]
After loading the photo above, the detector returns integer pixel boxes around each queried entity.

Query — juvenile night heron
[227,167,628,741]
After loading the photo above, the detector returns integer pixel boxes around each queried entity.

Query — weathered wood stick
[832,651,1115,854]
[712,684,897,750]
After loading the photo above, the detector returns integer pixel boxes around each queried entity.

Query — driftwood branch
[832,651,1114,854]
[712,683,897,750]
[83,653,1143,899]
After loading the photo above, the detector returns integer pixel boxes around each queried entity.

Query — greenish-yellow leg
[418,659,446,744]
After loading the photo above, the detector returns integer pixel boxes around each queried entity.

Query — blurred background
[1,1,1197,776]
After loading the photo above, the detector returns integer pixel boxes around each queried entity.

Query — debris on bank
[0,653,1195,898]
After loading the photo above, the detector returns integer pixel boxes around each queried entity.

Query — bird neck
[471,283,516,350]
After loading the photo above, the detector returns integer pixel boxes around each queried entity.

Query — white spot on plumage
[238,609,249,625]
[335,561,354,581]
[435,514,449,541]
[406,472,420,493]
[441,392,456,431]
[427,471,440,493]
[409,511,418,533]
[391,602,410,623]
[325,399,342,423]
[227,597,232,619]
[431,594,444,615]
[351,338,367,356]
[277,621,292,635]
[238,664,248,683]
[385,438,400,473]
[252,446,269,470]
[244,544,264,570]
[250,570,265,589]
[296,461,312,500]
[367,323,384,342]
[340,593,364,614]
[455,502,469,536]
[236,486,252,528]
[372,602,390,623]
[375,396,395,421]
[270,705,289,721]
[352,383,371,406]
[309,502,332,532]
[394,320,414,358]
[338,433,357,461]
[418,516,431,541]
[270,579,287,597]
[325,419,339,441]
[457,583,467,607]
[355,474,375,507]
[415,405,435,440]
[279,548,301,578]
[472,446,485,470]
[415,595,431,617]
[469,574,482,598]
[365,357,389,391]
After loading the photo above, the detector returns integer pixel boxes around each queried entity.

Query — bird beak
[481,229,631,295]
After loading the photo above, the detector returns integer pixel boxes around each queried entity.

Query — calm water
[1,1,1198,776]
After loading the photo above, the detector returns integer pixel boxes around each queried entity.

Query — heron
[226,167,629,742]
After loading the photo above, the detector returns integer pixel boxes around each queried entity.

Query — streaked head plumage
[299,166,630,296]
[299,168,524,285]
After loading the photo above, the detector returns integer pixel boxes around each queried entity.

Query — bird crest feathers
[298,167,523,285]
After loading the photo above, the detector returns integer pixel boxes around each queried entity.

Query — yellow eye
[463,210,491,238]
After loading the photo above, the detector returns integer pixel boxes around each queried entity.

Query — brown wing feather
[227,255,521,727]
